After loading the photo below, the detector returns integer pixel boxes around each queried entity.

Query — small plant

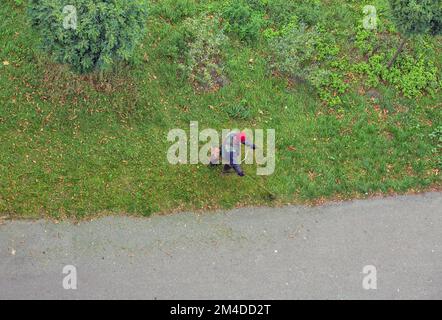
[150,0,196,24]
[28,0,149,74]
[355,25,377,56]
[314,23,340,61]
[263,15,299,40]
[429,126,442,169]
[225,100,252,120]
[179,15,228,91]
[309,69,349,107]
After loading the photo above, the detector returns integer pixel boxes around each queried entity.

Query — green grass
[0,0,440,219]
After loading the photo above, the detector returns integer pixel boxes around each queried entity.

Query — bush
[385,54,440,98]
[179,15,228,91]
[222,0,266,43]
[265,0,297,27]
[28,0,149,73]
[355,25,377,56]
[268,22,347,107]
[309,69,348,107]
[354,52,440,99]
[268,23,319,81]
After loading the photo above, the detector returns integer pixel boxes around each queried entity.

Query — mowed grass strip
[0,0,440,219]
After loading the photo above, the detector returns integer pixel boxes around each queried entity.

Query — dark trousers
[210,146,244,176]
[223,163,243,175]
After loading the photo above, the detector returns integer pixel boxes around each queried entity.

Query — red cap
[238,132,247,143]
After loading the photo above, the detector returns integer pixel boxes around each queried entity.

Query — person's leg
[231,163,244,176]
[229,152,244,176]
[223,164,232,173]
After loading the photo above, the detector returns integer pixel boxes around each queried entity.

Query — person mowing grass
[210,131,256,177]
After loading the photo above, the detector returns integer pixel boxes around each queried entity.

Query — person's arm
[242,139,256,150]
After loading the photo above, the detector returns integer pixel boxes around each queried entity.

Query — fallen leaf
[3,61,10,66]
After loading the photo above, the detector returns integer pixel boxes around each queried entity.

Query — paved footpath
[0,192,441,300]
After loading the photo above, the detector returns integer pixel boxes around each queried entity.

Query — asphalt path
[0,192,441,299]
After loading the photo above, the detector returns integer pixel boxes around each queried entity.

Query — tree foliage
[387,0,441,67]
[28,0,149,73]
[389,0,442,36]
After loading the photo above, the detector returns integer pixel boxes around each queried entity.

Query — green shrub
[179,15,228,91]
[355,25,377,56]
[354,51,440,98]
[268,22,347,107]
[314,23,340,60]
[309,69,348,107]
[157,26,188,61]
[150,0,196,24]
[288,0,322,26]
[265,0,297,27]
[263,15,297,40]
[28,0,149,73]
[243,0,268,11]
[385,54,439,98]
[353,54,385,88]
[268,23,319,81]
[222,0,266,43]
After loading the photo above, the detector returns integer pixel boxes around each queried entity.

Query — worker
[210,131,256,177]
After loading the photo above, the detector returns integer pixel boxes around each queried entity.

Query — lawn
[0,0,440,219]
